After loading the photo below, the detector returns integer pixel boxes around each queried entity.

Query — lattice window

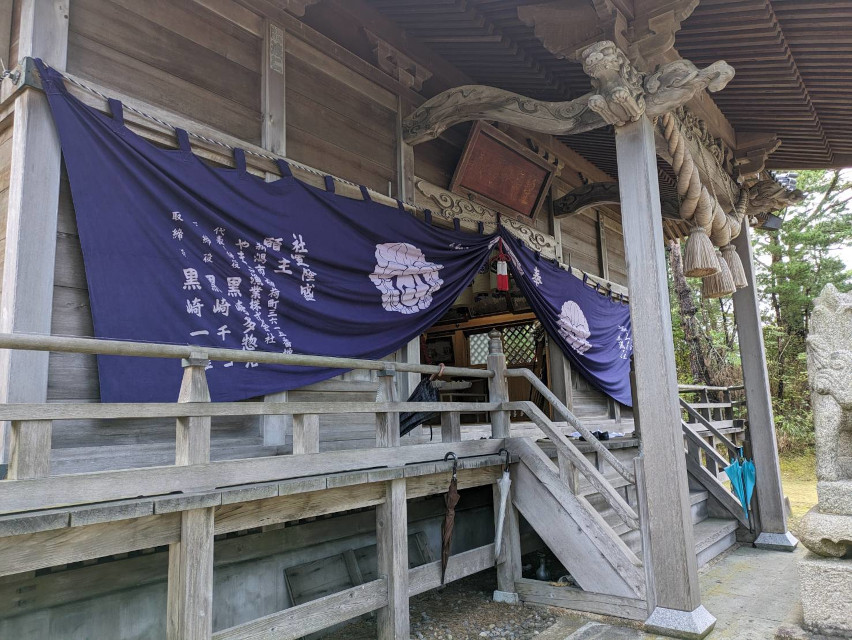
[502,323,537,366]
[468,323,538,367]
[468,332,489,366]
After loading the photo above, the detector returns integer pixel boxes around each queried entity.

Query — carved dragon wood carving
[403,40,734,145]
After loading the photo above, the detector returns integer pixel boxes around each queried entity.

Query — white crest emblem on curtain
[370,242,444,314]
[557,300,592,353]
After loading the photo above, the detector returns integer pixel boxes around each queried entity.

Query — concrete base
[755,530,799,551]
[799,552,852,638]
[493,590,520,605]
[644,605,716,640]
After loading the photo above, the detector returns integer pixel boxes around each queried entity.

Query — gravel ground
[323,568,563,640]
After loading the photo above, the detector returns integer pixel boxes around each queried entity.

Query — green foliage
[670,169,852,451]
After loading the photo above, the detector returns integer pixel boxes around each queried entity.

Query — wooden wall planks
[66,0,263,143]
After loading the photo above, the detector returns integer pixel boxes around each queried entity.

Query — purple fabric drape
[500,229,633,406]
[37,61,497,402]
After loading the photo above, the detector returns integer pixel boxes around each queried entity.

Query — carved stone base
[754,530,799,552]
[799,506,852,557]
[817,480,852,515]
[644,605,716,639]
[492,590,520,605]
[799,552,852,637]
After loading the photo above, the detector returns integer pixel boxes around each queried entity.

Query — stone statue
[798,283,852,637]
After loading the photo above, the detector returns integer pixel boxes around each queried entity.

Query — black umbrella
[441,452,460,585]
[400,364,444,437]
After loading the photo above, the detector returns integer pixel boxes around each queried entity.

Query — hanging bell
[496,239,510,292]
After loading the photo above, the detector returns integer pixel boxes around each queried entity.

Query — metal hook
[499,448,510,473]
[444,451,458,480]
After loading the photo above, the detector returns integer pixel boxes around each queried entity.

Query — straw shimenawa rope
[660,112,750,293]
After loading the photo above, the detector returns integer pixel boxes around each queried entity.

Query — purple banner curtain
[499,229,634,406]
[36,61,497,402]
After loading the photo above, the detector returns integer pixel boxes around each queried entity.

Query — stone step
[693,517,738,567]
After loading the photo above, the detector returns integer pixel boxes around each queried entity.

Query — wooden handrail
[0,332,493,378]
[682,421,729,470]
[677,384,729,393]
[505,400,639,530]
[0,401,500,422]
[505,368,635,483]
[679,398,739,457]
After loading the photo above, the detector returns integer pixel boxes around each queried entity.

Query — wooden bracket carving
[734,132,782,182]
[553,181,680,219]
[748,177,804,217]
[281,0,321,17]
[520,0,698,70]
[364,29,433,91]
[402,40,734,145]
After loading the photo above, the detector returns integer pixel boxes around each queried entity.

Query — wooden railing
[677,385,750,527]
[0,330,644,638]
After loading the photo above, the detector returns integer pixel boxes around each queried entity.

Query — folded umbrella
[441,452,460,585]
[724,448,750,522]
[400,364,445,437]
[743,458,756,519]
[494,449,511,559]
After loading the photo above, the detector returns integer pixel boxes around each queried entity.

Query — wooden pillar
[546,338,573,411]
[167,353,214,640]
[732,220,797,550]
[258,19,291,447]
[615,116,714,638]
[487,330,510,438]
[440,411,461,443]
[0,0,68,466]
[375,366,409,639]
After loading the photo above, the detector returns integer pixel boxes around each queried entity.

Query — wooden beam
[615,116,710,631]
[515,578,647,620]
[0,513,181,578]
[376,478,409,640]
[0,0,68,465]
[408,543,495,596]
[213,578,388,640]
[732,221,796,548]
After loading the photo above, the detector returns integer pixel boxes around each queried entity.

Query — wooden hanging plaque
[450,122,555,220]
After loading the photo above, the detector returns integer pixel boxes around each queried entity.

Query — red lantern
[496,239,509,292]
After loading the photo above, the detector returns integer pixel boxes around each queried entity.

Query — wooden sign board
[450,122,555,220]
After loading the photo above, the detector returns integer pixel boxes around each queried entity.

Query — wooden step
[693,518,738,567]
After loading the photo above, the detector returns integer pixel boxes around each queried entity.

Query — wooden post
[258,19,291,447]
[375,363,409,639]
[8,420,52,479]
[167,353,214,640]
[376,477,409,640]
[0,0,68,467]
[546,338,573,412]
[487,330,510,439]
[732,220,797,550]
[615,116,714,638]
[376,366,400,448]
[440,411,461,443]
[292,413,320,454]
